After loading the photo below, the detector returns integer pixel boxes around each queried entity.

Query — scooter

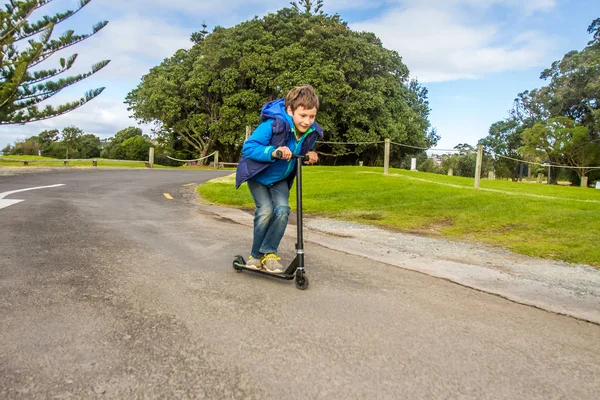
[232,152,310,290]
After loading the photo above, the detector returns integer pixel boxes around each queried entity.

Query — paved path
[1,169,598,399]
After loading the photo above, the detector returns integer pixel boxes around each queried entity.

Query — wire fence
[97,136,597,187]
[313,138,599,188]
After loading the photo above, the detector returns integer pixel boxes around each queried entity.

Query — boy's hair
[284,85,320,112]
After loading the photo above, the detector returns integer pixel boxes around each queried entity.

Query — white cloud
[41,15,193,81]
[351,1,557,82]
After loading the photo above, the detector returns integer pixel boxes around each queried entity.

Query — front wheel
[295,274,309,290]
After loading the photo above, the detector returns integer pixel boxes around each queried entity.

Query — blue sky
[1,0,598,152]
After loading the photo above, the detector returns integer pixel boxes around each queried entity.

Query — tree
[290,0,323,14]
[453,143,474,155]
[520,117,597,184]
[540,18,600,136]
[126,4,435,164]
[61,125,83,159]
[0,0,110,124]
[38,128,59,146]
[78,133,100,158]
[479,118,525,180]
[100,127,145,160]
[121,135,151,161]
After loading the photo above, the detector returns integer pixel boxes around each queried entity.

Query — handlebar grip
[274,150,309,162]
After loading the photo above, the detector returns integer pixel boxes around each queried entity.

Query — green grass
[198,166,600,267]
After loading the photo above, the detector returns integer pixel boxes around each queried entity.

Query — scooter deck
[234,263,296,280]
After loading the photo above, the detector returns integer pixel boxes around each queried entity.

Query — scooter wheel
[295,274,309,290]
[233,255,245,273]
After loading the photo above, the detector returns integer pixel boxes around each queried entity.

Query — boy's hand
[273,146,292,160]
[305,151,319,165]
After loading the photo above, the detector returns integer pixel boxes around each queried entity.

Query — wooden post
[474,144,483,188]
[214,151,219,169]
[63,160,68,166]
[245,126,252,142]
[148,147,154,168]
[581,176,588,188]
[384,138,390,175]
[92,160,97,167]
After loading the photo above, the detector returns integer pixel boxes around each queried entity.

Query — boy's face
[287,106,317,134]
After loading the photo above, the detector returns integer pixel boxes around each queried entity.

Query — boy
[235,85,323,273]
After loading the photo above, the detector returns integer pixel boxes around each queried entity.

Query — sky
[1,0,598,153]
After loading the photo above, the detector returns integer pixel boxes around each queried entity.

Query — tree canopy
[126,2,436,164]
[0,0,110,124]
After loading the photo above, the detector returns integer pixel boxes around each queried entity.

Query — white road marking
[0,184,65,210]
[0,199,24,210]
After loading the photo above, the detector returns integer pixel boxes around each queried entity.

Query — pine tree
[0,0,110,124]
[290,0,324,14]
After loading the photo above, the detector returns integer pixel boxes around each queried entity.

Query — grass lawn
[198,166,600,267]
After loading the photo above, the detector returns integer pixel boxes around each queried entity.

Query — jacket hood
[260,98,291,127]
[260,98,324,138]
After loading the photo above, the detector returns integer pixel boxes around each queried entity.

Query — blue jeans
[247,179,291,258]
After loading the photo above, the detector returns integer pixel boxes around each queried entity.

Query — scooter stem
[295,156,304,269]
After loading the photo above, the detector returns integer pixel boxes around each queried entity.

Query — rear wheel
[233,255,245,272]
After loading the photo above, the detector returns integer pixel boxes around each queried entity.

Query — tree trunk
[180,133,204,157]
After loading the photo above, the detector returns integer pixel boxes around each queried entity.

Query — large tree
[61,125,83,159]
[0,0,110,124]
[520,116,599,184]
[126,1,435,163]
[479,118,527,180]
[540,18,600,136]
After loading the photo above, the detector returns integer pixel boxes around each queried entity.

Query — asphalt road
[1,169,599,399]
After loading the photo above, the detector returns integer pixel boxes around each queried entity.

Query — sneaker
[246,256,263,270]
[262,253,284,274]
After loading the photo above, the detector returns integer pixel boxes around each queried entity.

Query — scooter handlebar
[275,150,309,161]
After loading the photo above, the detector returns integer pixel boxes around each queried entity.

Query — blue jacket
[235,98,323,189]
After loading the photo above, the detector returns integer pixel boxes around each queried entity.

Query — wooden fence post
[384,138,390,175]
[214,151,219,169]
[148,147,154,168]
[474,144,483,188]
